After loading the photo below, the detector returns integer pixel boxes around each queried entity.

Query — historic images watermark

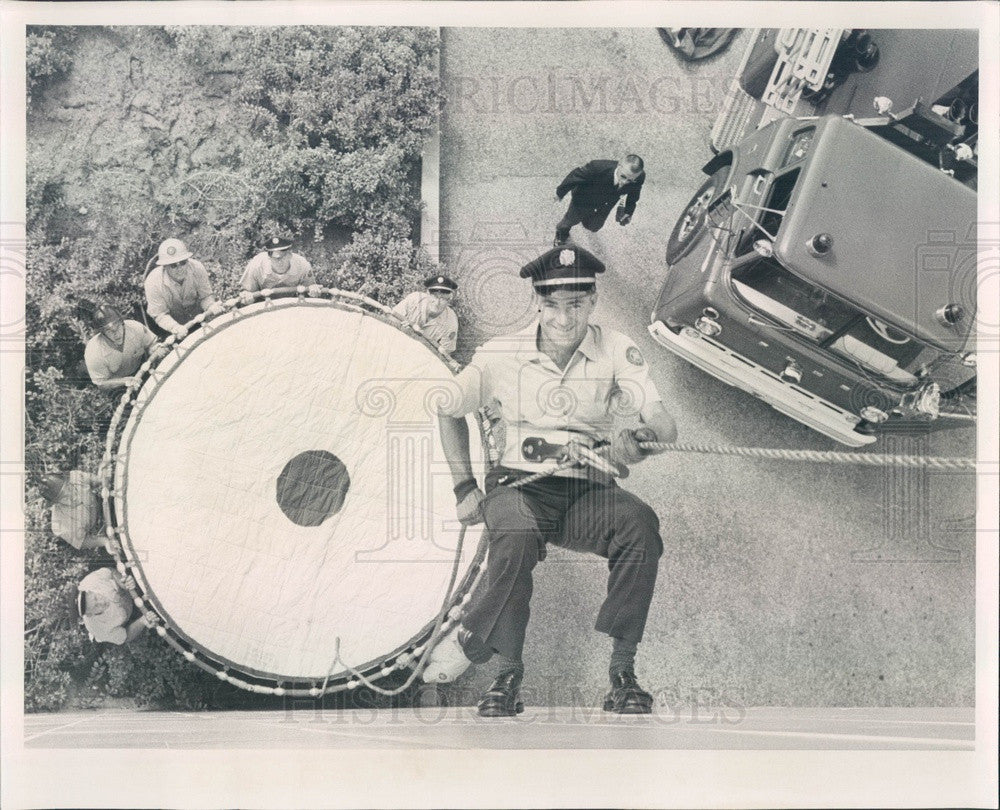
[848,223,990,563]
[443,72,730,118]
[0,223,26,343]
[279,678,747,728]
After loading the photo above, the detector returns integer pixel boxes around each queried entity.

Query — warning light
[806,233,833,257]
[935,304,965,326]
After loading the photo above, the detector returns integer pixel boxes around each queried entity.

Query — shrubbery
[25,26,442,710]
[26,27,77,102]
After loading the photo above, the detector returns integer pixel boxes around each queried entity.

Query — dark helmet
[40,473,67,503]
[91,303,123,331]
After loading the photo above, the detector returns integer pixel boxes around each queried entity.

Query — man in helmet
[40,470,106,551]
[84,303,157,390]
[391,274,460,357]
[74,568,147,645]
[427,245,676,716]
[144,238,219,338]
[554,155,645,246]
[239,235,320,302]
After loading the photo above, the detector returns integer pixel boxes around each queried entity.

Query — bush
[26,27,77,102]
[25,26,443,711]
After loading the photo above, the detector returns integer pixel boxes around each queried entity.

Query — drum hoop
[101,286,491,696]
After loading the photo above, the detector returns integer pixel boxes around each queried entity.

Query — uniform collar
[515,321,598,363]
[99,327,126,352]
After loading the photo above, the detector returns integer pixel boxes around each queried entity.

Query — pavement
[24,706,975,750]
[437,27,977,708]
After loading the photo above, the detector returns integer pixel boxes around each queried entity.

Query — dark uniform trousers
[462,466,663,661]
[555,200,618,244]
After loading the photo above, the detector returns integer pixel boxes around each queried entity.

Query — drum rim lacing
[99,287,481,699]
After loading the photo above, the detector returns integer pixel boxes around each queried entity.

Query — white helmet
[157,238,193,266]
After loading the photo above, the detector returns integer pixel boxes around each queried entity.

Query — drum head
[113,298,485,684]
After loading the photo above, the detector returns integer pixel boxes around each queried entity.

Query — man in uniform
[554,154,645,246]
[75,567,147,645]
[239,235,319,301]
[41,470,106,551]
[426,245,676,716]
[144,237,218,338]
[84,303,157,390]
[392,274,460,357]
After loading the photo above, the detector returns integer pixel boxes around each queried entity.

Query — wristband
[453,478,478,503]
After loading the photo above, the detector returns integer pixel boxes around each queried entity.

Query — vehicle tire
[666,163,731,265]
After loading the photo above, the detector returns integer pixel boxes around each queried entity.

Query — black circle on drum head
[276,450,351,526]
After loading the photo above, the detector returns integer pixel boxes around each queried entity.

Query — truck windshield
[730,257,939,387]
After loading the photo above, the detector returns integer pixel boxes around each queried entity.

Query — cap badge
[437,277,444,284]
[558,249,575,267]
[167,246,176,255]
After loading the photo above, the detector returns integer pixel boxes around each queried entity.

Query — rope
[489,439,976,489]
[637,441,976,470]
[507,459,581,488]
[317,524,469,697]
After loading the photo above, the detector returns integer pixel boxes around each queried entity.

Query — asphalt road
[438,27,977,707]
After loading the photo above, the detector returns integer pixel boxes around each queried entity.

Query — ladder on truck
[710,28,844,153]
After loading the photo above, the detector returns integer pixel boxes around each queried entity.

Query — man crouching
[429,245,676,716]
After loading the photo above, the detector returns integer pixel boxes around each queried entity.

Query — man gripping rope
[427,245,676,716]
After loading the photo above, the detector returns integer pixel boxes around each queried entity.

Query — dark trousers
[555,201,616,243]
[462,467,663,661]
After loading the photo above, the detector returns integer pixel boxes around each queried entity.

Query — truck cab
[650,30,978,446]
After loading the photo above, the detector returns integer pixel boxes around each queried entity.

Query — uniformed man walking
[426,245,676,716]
[554,155,645,246]
[392,274,460,357]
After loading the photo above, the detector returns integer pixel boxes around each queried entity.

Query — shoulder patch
[626,346,644,366]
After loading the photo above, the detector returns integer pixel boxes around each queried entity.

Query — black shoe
[603,670,653,714]
[477,670,524,717]
[553,235,568,247]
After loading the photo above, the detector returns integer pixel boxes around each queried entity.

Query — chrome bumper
[648,320,876,447]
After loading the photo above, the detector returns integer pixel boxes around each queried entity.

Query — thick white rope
[636,441,976,470]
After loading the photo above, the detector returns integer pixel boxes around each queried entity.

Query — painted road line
[698,727,973,748]
[23,715,98,744]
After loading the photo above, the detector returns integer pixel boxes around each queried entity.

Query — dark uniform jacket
[556,160,645,218]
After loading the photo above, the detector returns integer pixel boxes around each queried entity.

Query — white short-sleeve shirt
[84,320,156,384]
[444,321,662,474]
[79,568,133,644]
[392,291,459,355]
[240,252,315,292]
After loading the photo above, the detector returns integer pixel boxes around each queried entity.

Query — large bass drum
[101,289,491,697]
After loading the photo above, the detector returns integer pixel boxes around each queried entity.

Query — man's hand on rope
[611,427,659,465]
[239,290,256,306]
[563,439,627,479]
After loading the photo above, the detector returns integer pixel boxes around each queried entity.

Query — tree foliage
[25,26,442,711]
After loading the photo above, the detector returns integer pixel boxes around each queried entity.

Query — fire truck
[649,29,978,446]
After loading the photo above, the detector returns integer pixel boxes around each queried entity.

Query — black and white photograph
[1,2,997,808]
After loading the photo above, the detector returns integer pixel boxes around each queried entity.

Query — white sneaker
[421,625,473,683]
